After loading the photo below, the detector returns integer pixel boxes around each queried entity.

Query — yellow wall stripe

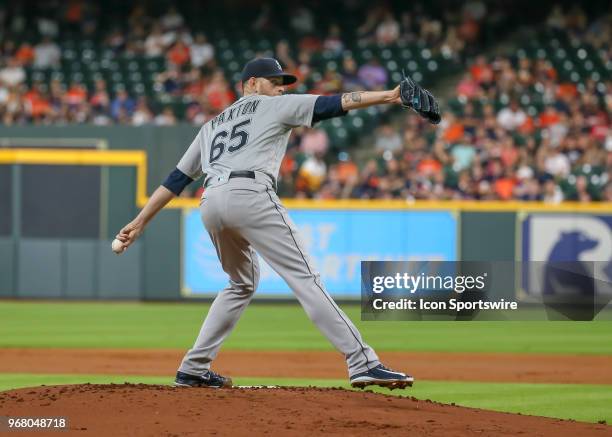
[0,148,145,166]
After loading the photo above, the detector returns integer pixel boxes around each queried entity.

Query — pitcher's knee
[228,280,257,297]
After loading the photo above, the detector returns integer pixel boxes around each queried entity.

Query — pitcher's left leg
[240,189,380,376]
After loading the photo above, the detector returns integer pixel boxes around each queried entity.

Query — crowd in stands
[275,6,611,203]
[0,0,492,126]
[0,1,610,203]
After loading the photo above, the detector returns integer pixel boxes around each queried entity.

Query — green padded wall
[142,209,182,300]
[460,212,516,261]
[460,212,517,299]
[0,238,15,297]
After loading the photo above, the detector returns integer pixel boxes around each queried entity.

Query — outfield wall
[0,126,610,300]
[2,208,610,301]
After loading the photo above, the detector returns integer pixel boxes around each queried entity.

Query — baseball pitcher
[115,58,440,389]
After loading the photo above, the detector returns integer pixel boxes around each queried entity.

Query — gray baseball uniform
[176,93,380,377]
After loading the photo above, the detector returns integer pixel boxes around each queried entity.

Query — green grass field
[1,301,611,423]
[2,301,612,353]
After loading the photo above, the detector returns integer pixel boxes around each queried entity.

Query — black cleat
[350,364,414,390]
[174,370,233,388]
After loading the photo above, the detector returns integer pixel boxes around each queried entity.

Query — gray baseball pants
[178,174,380,377]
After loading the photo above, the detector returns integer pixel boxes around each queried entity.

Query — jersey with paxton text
[176,93,318,184]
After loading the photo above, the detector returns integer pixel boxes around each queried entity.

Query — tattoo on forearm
[342,92,363,105]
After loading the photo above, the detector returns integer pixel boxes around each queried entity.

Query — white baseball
[111,239,125,254]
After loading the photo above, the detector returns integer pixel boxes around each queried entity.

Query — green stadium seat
[380,49,393,60]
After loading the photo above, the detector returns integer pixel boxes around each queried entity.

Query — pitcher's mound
[0,384,608,436]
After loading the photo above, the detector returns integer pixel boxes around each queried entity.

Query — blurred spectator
[90,79,110,110]
[64,81,87,106]
[291,6,315,35]
[458,10,480,44]
[336,153,359,186]
[132,97,154,125]
[185,99,212,125]
[451,135,477,171]
[565,5,587,33]
[176,27,194,46]
[145,23,166,57]
[341,57,366,92]
[275,41,297,76]
[323,24,344,54]
[496,100,527,131]
[376,12,400,45]
[105,28,126,52]
[15,43,34,65]
[154,106,177,125]
[37,16,59,38]
[298,152,327,193]
[190,33,214,68]
[33,37,61,68]
[543,146,571,177]
[456,72,479,98]
[155,66,182,96]
[569,175,592,202]
[357,58,388,91]
[312,68,342,94]
[110,89,136,120]
[300,127,329,155]
[184,67,206,99]
[205,70,235,112]
[469,55,493,86]
[297,33,322,53]
[375,124,402,154]
[441,113,465,143]
[515,177,541,201]
[353,159,381,198]
[542,178,564,203]
[167,40,191,67]
[161,6,184,32]
[493,168,517,200]
[420,17,443,46]
[23,82,50,119]
[603,183,612,202]
[64,0,84,28]
[0,58,25,87]
[357,4,386,41]
[546,5,565,30]
[440,26,465,60]
[294,50,312,83]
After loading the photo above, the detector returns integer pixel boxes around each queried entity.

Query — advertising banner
[521,214,612,299]
[183,209,457,297]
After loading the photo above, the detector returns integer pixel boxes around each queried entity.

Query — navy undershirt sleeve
[162,167,194,195]
[312,95,347,125]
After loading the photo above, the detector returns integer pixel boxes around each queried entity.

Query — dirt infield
[1,384,610,436]
[2,348,612,384]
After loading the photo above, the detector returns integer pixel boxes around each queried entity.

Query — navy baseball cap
[240,57,297,85]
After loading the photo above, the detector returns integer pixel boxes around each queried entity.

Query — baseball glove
[399,71,441,125]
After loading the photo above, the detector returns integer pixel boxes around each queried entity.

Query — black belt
[229,170,255,180]
[205,170,277,188]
